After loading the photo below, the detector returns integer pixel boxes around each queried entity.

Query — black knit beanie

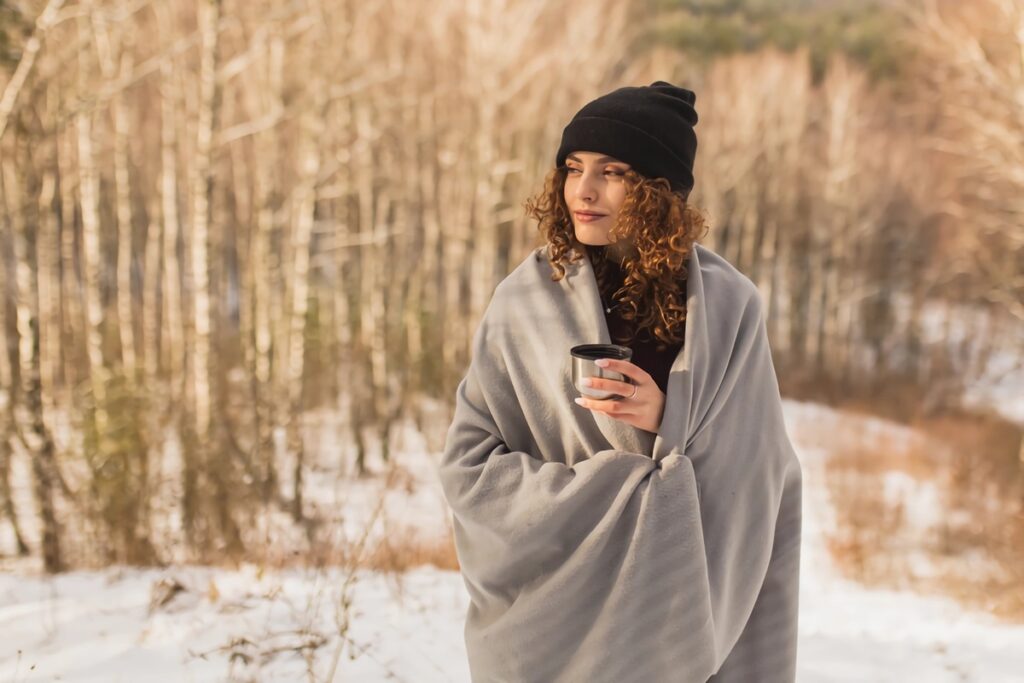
[555,81,698,193]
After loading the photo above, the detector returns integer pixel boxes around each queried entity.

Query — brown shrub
[820,406,1024,622]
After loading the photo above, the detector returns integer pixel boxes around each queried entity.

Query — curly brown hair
[523,166,710,349]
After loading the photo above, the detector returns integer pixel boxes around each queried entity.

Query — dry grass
[915,411,1024,621]
[815,418,933,587]
[244,459,458,575]
[365,461,459,572]
[818,407,1024,622]
[363,526,459,573]
[253,530,458,574]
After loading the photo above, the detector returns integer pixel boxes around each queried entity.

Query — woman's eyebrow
[566,154,624,164]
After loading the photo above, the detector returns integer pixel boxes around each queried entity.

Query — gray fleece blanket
[438,242,802,682]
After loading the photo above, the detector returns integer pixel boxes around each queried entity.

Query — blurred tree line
[0,0,1020,572]
[649,0,910,81]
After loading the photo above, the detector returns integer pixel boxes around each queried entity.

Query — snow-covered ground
[786,401,1024,683]
[3,400,1024,682]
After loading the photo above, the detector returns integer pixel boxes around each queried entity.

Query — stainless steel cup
[570,344,634,400]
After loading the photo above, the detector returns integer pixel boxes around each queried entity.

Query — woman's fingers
[576,360,666,434]
[581,376,633,396]
[575,359,650,424]
[574,395,635,415]
[594,357,649,385]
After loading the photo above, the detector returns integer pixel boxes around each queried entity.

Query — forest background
[0,0,1022,621]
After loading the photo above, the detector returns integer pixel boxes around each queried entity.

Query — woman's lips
[574,211,607,222]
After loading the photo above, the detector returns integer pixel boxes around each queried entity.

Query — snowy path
[2,401,1024,681]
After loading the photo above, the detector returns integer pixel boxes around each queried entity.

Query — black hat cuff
[555,116,695,192]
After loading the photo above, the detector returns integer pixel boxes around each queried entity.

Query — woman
[438,82,802,683]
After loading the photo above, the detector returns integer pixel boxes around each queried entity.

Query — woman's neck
[585,242,629,269]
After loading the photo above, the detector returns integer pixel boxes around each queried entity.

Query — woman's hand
[573,358,666,434]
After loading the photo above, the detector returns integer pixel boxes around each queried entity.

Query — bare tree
[901,0,1024,323]
[4,156,64,572]
[0,168,29,557]
[285,88,325,521]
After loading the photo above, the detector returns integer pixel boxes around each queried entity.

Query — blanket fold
[438,242,802,683]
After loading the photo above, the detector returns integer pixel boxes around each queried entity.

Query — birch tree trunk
[190,0,218,451]
[806,211,828,373]
[414,89,441,400]
[57,123,83,403]
[0,171,29,557]
[402,85,433,406]
[5,158,64,572]
[113,51,137,377]
[187,0,243,557]
[250,153,279,502]
[77,106,110,440]
[822,60,863,382]
[88,0,136,376]
[143,200,162,384]
[161,61,184,397]
[467,4,500,330]
[286,99,324,521]
[351,95,379,474]
[37,151,60,433]
[0,415,28,556]
[248,32,284,505]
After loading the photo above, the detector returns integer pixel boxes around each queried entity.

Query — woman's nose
[575,172,598,201]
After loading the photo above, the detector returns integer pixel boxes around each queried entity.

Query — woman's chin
[574,227,612,246]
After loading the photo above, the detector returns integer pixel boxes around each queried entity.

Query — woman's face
[563,151,630,246]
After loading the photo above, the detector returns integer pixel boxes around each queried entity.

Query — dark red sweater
[586,244,686,395]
